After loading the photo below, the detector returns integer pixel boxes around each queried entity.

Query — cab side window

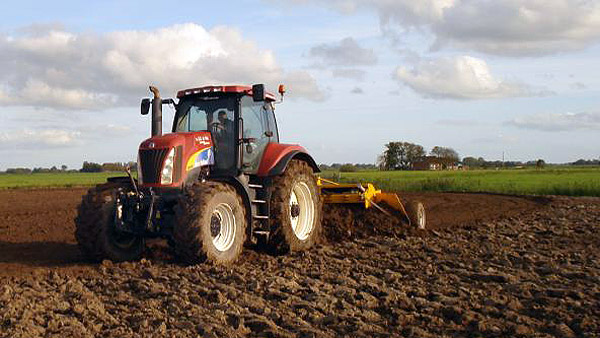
[240,96,271,173]
[241,97,266,140]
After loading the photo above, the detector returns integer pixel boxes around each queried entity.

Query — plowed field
[1,188,599,337]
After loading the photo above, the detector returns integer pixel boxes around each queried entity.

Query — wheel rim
[210,203,237,252]
[289,181,315,241]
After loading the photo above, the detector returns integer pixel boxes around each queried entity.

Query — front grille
[139,148,169,184]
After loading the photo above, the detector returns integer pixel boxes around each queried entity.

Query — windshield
[174,96,236,132]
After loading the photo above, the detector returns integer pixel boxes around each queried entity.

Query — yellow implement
[317,177,417,227]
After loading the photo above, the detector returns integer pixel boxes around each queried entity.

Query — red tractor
[75,84,323,265]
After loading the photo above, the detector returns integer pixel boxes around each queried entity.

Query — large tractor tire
[173,182,247,265]
[268,159,322,253]
[75,182,144,262]
[405,200,426,230]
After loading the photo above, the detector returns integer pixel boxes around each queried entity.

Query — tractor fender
[257,143,320,177]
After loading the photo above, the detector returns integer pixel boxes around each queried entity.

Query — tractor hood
[138,132,214,188]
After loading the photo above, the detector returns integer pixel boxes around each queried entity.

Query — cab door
[240,96,275,174]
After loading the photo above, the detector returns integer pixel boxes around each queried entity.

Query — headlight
[161,148,176,185]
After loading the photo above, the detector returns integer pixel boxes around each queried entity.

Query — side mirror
[252,84,266,102]
[141,98,150,115]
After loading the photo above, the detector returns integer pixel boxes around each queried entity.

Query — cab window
[240,96,273,173]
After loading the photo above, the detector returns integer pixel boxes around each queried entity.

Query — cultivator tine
[368,200,393,217]
[373,191,412,226]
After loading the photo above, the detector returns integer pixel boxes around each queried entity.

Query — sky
[1,0,599,170]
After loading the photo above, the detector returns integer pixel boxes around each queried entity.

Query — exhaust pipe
[149,86,162,137]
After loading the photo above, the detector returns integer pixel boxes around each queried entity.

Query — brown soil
[0,188,91,277]
[0,189,542,277]
[1,188,599,337]
[321,191,547,242]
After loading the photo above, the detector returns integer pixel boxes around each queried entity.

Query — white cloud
[433,0,600,56]
[332,68,366,80]
[78,124,133,138]
[570,82,587,90]
[284,71,327,101]
[309,37,377,66]
[0,122,137,150]
[2,79,118,110]
[507,112,600,131]
[282,0,600,56]
[350,87,364,94]
[394,56,547,99]
[0,129,81,149]
[0,23,324,110]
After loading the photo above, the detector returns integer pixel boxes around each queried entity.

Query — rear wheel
[405,201,426,229]
[75,182,144,262]
[268,160,322,253]
[173,182,246,265]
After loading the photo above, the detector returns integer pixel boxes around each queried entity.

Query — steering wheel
[209,121,224,134]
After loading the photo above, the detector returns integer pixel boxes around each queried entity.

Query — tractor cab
[171,85,280,176]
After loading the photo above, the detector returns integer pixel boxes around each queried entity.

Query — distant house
[412,156,464,171]
[412,156,442,170]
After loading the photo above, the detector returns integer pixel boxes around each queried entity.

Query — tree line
[318,163,378,172]
[319,141,600,171]
[2,162,137,174]
[377,142,460,170]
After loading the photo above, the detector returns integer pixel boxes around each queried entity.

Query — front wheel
[173,182,247,265]
[268,160,322,253]
[75,182,145,262]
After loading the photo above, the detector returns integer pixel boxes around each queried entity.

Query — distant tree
[380,142,425,170]
[572,158,600,166]
[462,156,483,168]
[80,161,103,173]
[32,167,51,173]
[61,165,68,171]
[318,164,331,171]
[431,146,460,168]
[355,163,377,170]
[339,164,357,172]
[5,168,32,174]
[536,159,546,169]
[319,163,377,171]
[102,162,128,172]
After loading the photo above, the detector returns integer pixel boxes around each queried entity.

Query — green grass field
[1,167,599,196]
[0,172,130,189]
[320,167,600,197]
